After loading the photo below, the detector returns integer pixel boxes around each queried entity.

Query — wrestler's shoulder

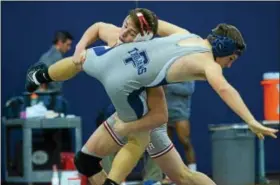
[99,22,120,31]
[97,22,120,45]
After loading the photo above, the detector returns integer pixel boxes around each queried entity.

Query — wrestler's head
[207,23,246,68]
[119,8,158,43]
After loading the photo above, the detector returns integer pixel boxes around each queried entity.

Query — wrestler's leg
[161,125,174,183]
[94,133,214,185]
[89,170,107,185]
[153,148,216,185]
[48,56,82,81]
[101,154,116,178]
[92,151,119,184]
[148,125,215,185]
[88,164,115,185]
[25,55,82,92]
[142,154,163,182]
[107,131,150,184]
[77,122,122,185]
[83,123,122,157]
[88,115,151,185]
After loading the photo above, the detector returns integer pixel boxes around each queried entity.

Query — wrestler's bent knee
[74,150,102,177]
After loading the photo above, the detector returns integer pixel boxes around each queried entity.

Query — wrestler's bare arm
[77,19,190,49]
[204,61,256,124]
[124,86,168,132]
[76,22,119,49]
[157,20,190,36]
[204,61,279,138]
[70,22,119,71]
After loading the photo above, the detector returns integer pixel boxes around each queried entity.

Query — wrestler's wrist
[76,42,86,50]
[247,119,257,125]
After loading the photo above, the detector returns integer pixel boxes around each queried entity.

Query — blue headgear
[209,33,243,58]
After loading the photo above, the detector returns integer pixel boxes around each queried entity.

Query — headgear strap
[136,12,152,35]
[133,12,153,42]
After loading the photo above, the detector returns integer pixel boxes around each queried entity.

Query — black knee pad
[74,151,102,177]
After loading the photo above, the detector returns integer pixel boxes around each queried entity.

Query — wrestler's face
[119,16,139,43]
[216,54,238,68]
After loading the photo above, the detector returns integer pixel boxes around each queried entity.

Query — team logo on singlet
[124,48,149,75]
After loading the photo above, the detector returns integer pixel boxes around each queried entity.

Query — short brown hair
[129,8,158,35]
[207,23,246,54]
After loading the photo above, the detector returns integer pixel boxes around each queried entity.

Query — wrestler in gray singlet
[83,33,210,122]
[82,34,210,157]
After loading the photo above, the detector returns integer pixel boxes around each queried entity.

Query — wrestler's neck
[204,39,212,49]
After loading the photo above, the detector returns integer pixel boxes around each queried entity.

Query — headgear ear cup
[210,34,238,57]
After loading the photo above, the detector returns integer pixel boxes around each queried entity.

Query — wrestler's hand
[114,115,130,136]
[73,45,86,66]
[248,120,278,139]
